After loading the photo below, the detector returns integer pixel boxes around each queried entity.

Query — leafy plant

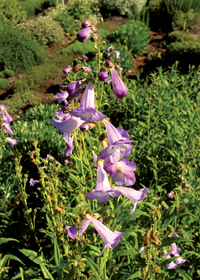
[0,69,15,78]
[54,14,80,40]
[19,0,40,19]
[172,8,200,31]
[17,16,64,46]
[0,23,46,73]
[162,0,200,14]
[0,0,27,25]
[107,20,149,56]
[0,78,9,89]
[41,0,57,9]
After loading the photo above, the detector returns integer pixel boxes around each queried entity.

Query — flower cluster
[165,243,187,269]
[0,104,17,148]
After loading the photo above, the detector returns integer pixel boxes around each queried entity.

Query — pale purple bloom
[107,53,111,58]
[3,122,14,135]
[67,81,83,100]
[51,116,85,143]
[6,137,18,148]
[63,67,70,74]
[111,68,128,99]
[113,186,148,214]
[55,91,69,105]
[80,123,89,132]
[66,219,90,239]
[86,161,121,203]
[77,28,92,43]
[64,135,74,157]
[0,104,13,124]
[113,158,137,186]
[172,230,180,237]
[165,243,187,269]
[167,191,174,199]
[82,66,92,74]
[29,178,38,186]
[70,82,107,122]
[139,247,147,259]
[56,109,71,121]
[98,71,108,82]
[90,33,99,42]
[92,150,97,167]
[83,55,88,60]
[82,19,92,28]
[99,121,133,163]
[85,214,124,256]
[116,64,123,72]
[106,46,114,52]
[114,51,120,59]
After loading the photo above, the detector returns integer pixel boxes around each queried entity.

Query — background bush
[172,9,200,31]
[0,78,9,89]
[17,16,64,46]
[40,0,57,9]
[0,0,27,25]
[0,23,46,72]
[0,69,15,78]
[99,0,147,17]
[54,14,80,40]
[107,20,149,56]
[18,0,40,19]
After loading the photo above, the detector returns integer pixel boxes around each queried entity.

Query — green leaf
[127,271,142,279]
[159,237,191,248]
[40,264,54,280]
[178,268,193,280]
[54,238,61,267]
[0,238,19,245]
[85,256,101,279]
[19,249,47,265]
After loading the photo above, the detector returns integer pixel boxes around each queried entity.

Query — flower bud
[106,46,114,52]
[180,176,184,182]
[106,60,114,68]
[73,65,81,73]
[82,66,92,74]
[90,33,99,42]
[77,28,92,43]
[83,55,88,60]
[63,67,70,74]
[98,71,108,81]
[91,25,97,32]
[82,19,92,28]
[80,123,89,132]
[99,133,106,141]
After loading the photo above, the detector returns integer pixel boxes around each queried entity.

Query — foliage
[0,78,9,89]
[0,69,15,78]
[161,0,200,14]
[172,9,200,31]
[17,16,64,46]
[166,31,200,67]
[98,0,147,17]
[60,28,110,55]
[40,0,57,9]
[54,14,80,40]
[19,0,40,19]
[66,0,101,25]
[0,23,46,73]
[107,20,149,56]
[0,0,27,25]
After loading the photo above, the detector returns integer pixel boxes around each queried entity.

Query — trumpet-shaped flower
[67,81,84,100]
[51,116,85,143]
[82,19,92,28]
[99,121,133,163]
[55,91,69,105]
[70,82,107,122]
[114,51,120,60]
[64,135,74,157]
[165,243,187,269]
[29,178,38,186]
[86,161,121,202]
[6,137,18,148]
[66,219,90,239]
[77,27,92,43]
[113,158,137,186]
[111,68,128,99]
[98,71,108,81]
[85,214,124,256]
[113,186,148,214]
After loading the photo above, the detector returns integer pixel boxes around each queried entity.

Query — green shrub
[0,23,46,73]
[41,0,57,9]
[66,0,101,25]
[60,28,110,55]
[99,0,147,17]
[0,69,15,78]
[54,14,80,40]
[17,16,64,46]
[103,43,134,72]
[107,20,149,56]
[162,0,200,14]
[172,9,200,31]
[166,31,200,67]
[0,78,9,89]
[0,0,27,25]
[19,0,40,19]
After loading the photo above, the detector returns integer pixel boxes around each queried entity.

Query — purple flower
[92,150,97,167]
[113,158,137,186]
[82,66,92,74]
[90,33,99,42]
[106,46,114,52]
[83,55,88,60]
[180,176,184,182]
[51,116,85,143]
[172,230,180,237]
[165,243,187,269]
[111,68,128,99]
[116,64,123,72]
[80,123,89,132]
[99,121,133,163]
[0,104,13,124]
[107,53,111,58]
[64,135,74,157]
[29,178,38,186]
[6,137,18,148]
[66,219,90,239]
[85,214,124,256]
[67,81,83,100]
[86,161,121,203]
[63,67,70,74]
[82,19,92,28]
[77,28,92,43]
[167,191,174,199]
[56,109,71,121]
[113,186,148,214]
[114,51,120,60]
[70,82,107,122]
[98,71,108,82]
[55,91,69,105]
